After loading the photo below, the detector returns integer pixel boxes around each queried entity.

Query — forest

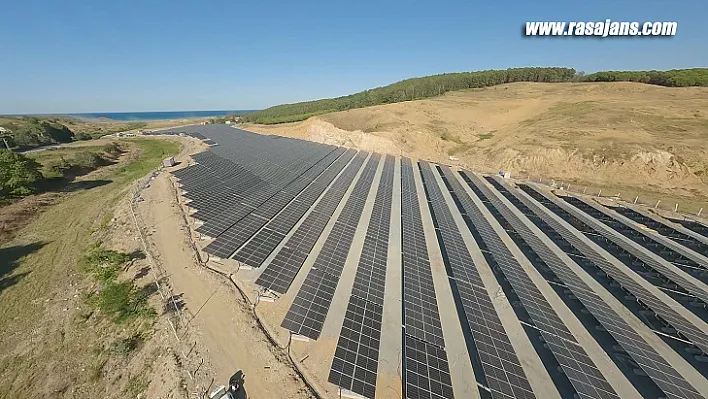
[240,67,708,124]
[583,68,708,86]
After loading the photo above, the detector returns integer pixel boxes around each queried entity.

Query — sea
[69,110,258,121]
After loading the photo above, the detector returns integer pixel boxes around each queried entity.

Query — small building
[225,120,233,125]
[163,157,176,167]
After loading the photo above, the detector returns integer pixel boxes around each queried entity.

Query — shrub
[72,151,105,168]
[91,281,156,324]
[0,150,43,197]
[81,246,132,283]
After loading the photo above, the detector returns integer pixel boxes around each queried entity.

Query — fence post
[583,187,587,194]
[598,189,602,197]
[675,203,679,213]
[655,200,661,209]
[699,208,703,217]
[634,196,638,204]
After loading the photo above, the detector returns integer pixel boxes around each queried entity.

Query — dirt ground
[244,82,708,214]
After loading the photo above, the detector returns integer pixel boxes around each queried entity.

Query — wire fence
[129,168,214,398]
[492,171,706,220]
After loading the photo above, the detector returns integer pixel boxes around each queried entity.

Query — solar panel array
[563,197,708,285]
[281,154,381,340]
[398,158,455,399]
[420,162,536,399]
[256,152,367,294]
[530,190,708,318]
[517,185,708,351]
[234,149,356,268]
[328,155,395,399]
[162,124,708,399]
[477,177,703,399]
[611,206,708,257]
[453,170,621,399]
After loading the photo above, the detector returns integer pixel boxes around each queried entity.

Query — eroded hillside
[244,82,708,210]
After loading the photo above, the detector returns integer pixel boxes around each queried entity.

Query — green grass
[89,281,156,324]
[109,334,144,356]
[80,243,133,283]
[477,133,494,141]
[126,374,150,397]
[0,138,180,397]
[116,139,180,181]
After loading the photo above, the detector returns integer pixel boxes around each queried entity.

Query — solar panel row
[421,162,536,399]
[329,155,395,398]
[282,153,382,340]
[256,152,367,294]
[453,170,619,399]
[477,176,705,399]
[400,158,454,399]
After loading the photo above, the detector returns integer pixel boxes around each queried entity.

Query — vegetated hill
[0,116,75,148]
[241,68,708,124]
[244,82,708,212]
[0,116,161,150]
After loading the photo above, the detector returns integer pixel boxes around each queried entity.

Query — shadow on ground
[229,370,247,399]
[0,242,46,295]
[61,179,113,193]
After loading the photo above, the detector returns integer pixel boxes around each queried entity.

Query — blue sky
[1,0,706,114]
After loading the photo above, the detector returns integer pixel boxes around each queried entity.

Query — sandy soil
[244,82,708,214]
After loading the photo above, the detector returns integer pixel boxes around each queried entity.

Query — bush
[100,142,122,157]
[81,246,132,283]
[91,281,155,323]
[0,150,43,197]
[72,151,105,168]
[76,133,93,141]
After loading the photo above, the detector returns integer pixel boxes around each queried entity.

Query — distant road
[19,143,66,154]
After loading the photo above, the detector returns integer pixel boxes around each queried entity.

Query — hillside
[240,68,708,124]
[244,82,708,212]
[0,116,208,150]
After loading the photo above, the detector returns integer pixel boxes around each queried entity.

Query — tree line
[584,68,708,87]
[240,67,708,125]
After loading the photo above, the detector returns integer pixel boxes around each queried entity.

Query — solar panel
[448,169,621,399]
[399,158,453,399]
[419,162,536,399]
[329,155,395,398]
[281,154,381,340]
[473,175,706,399]
[255,152,367,293]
